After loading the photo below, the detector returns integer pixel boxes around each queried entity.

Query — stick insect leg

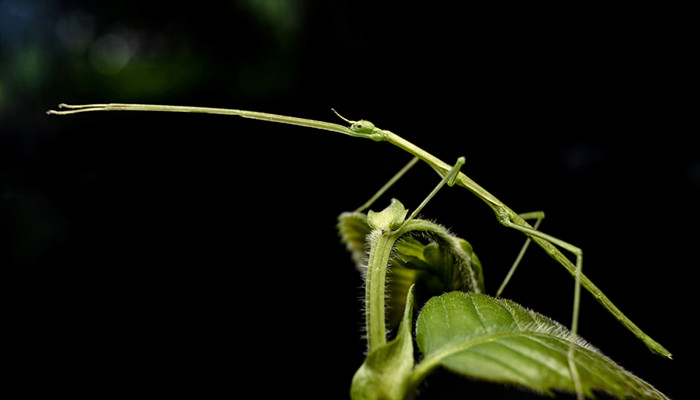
[500,217,584,399]
[392,157,465,234]
[496,211,545,298]
[354,156,420,213]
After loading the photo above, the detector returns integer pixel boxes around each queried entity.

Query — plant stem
[365,230,400,353]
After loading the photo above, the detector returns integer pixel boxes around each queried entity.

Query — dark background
[3,1,696,398]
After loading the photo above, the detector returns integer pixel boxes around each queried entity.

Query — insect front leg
[391,157,465,234]
[354,157,420,213]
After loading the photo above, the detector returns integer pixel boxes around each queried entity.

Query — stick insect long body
[48,103,672,398]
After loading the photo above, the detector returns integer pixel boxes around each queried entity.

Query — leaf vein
[467,294,488,332]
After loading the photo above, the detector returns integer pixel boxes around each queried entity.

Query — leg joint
[496,209,513,227]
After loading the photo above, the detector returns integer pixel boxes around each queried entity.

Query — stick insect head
[332,109,385,142]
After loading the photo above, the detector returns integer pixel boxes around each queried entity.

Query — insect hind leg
[499,213,584,399]
[496,211,545,298]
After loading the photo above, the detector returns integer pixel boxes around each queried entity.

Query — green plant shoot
[340,195,668,398]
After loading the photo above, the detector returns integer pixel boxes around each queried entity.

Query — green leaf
[384,257,422,328]
[351,286,415,400]
[458,239,484,293]
[414,292,669,399]
[338,211,371,270]
[397,220,485,294]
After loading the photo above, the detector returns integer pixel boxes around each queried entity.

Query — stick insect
[48,103,672,399]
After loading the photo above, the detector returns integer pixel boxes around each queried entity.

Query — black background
[3,1,696,398]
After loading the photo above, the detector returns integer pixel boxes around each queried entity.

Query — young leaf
[338,210,485,328]
[338,211,371,270]
[367,198,409,232]
[338,209,485,294]
[413,292,669,399]
[351,286,415,400]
